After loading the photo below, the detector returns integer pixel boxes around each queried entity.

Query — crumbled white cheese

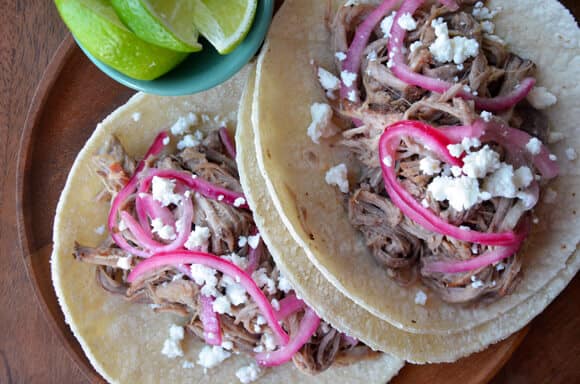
[317,67,340,92]
[177,134,201,150]
[366,51,378,61]
[526,137,543,155]
[271,298,280,311]
[447,143,465,158]
[212,295,232,315]
[261,333,277,351]
[480,110,493,122]
[543,188,558,204]
[237,236,248,247]
[549,154,558,161]
[325,164,349,193]
[307,103,335,144]
[116,256,132,270]
[151,218,177,241]
[162,136,170,146]
[182,360,195,369]
[347,90,357,102]
[397,12,417,31]
[382,155,393,167]
[233,197,246,207]
[236,364,261,384]
[335,51,347,61]
[184,226,211,250]
[565,147,577,161]
[480,20,495,33]
[252,268,277,295]
[495,263,505,271]
[191,264,219,296]
[461,145,501,178]
[197,346,231,369]
[429,18,479,64]
[94,225,105,235]
[256,315,267,325]
[482,164,533,201]
[419,156,442,176]
[450,165,463,177]
[448,137,482,158]
[247,234,260,249]
[414,290,427,305]
[151,177,182,207]
[221,275,248,305]
[131,112,141,122]
[472,2,501,20]
[221,253,246,270]
[427,175,480,211]
[340,70,357,87]
[344,0,359,6]
[170,113,198,136]
[277,274,293,293]
[526,87,557,109]
[471,279,484,288]
[161,324,185,359]
[380,12,396,38]
[409,41,422,53]
[221,341,234,350]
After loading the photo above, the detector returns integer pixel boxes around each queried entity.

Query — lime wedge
[55,0,188,80]
[192,0,258,54]
[110,0,202,52]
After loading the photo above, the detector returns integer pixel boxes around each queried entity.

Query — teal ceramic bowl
[77,0,274,96]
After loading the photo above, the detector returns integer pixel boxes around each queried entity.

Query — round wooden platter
[17,36,526,384]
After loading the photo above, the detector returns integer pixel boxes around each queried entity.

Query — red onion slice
[255,307,320,367]
[340,0,399,103]
[422,243,521,274]
[219,126,237,159]
[379,120,526,246]
[127,251,290,346]
[200,295,222,346]
[274,293,305,322]
[387,0,535,112]
[139,169,249,209]
[108,132,168,257]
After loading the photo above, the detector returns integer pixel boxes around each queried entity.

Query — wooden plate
[17,36,526,384]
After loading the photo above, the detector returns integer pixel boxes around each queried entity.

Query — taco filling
[312,0,561,303]
[73,126,379,378]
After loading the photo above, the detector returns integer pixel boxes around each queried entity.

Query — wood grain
[1,1,579,384]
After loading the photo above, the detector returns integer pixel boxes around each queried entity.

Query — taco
[238,64,579,364]
[251,0,580,337]
[51,66,404,383]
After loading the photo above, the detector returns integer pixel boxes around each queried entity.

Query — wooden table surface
[1,1,578,383]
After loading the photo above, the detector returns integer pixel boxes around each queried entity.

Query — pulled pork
[327,1,548,303]
[75,129,378,374]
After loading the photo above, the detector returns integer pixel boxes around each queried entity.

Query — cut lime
[110,0,202,53]
[55,0,188,80]
[192,0,258,54]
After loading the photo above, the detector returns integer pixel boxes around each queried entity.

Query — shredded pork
[328,1,548,304]
[74,129,378,375]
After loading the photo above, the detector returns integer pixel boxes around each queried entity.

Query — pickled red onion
[422,243,522,274]
[387,0,535,112]
[200,295,222,345]
[127,251,290,346]
[274,293,305,322]
[108,132,168,257]
[340,0,399,103]
[255,307,320,367]
[379,120,525,246]
[219,126,237,159]
[138,169,249,209]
